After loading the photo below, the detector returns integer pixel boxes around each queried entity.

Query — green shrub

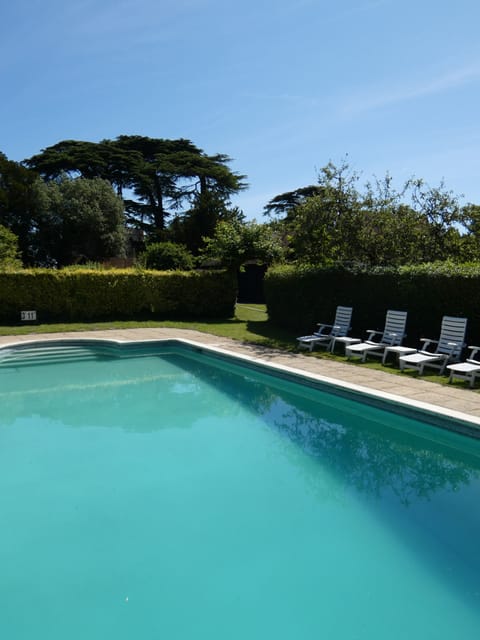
[265,262,480,346]
[0,268,236,323]
[141,242,195,271]
[0,224,22,270]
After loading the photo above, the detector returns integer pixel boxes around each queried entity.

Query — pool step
[0,342,167,368]
[0,345,104,367]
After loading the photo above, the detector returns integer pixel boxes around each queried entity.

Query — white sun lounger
[297,306,353,352]
[399,316,467,375]
[447,346,480,387]
[345,310,408,363]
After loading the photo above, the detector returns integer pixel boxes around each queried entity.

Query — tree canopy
[2,141,480,270]
[33,176,126,266]
[0,152,45,264]
[0,155,126,266]
[264,160,470,266]
[201,219,286,270]
[26,136,247,238]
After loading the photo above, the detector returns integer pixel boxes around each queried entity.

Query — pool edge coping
[2,335,480,439]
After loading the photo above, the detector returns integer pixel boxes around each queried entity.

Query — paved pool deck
[2,328,480,430]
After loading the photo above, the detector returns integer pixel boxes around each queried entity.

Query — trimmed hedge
[0,268,236,323]
[265,263,480,346]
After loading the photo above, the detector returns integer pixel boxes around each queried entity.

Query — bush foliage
[142,242,195,270]
[265,262,480,346]
[0,224,22,270]
[0,269,236,323]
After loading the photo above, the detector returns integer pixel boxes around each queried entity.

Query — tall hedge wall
[0,269,236,323]
[265,263,480,347]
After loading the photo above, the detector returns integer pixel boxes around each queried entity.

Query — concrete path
[2,328,480,427]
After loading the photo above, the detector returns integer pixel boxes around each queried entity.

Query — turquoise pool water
[1,342,480,639]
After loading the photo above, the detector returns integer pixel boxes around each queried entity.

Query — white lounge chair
[447,346,480,388]
[297,306,353,352]
[345,310,408,362]
[399,316,467,375]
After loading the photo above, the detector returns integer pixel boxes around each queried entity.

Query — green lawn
[0,303,294,347]
[0,303,473,389]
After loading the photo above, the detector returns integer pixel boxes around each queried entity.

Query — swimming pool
[1,340,480,639]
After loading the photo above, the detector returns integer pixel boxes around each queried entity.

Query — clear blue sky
[1,0,479,218]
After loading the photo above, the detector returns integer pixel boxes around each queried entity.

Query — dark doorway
[237,264,267,303]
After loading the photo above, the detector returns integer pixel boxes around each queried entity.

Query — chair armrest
[383,332,399,345]
[366,329,382,340]
[468,346,480,360]
[315,323,332,335]
[386,331,406,345]
[420,338,437,351]
[444,341,462,356]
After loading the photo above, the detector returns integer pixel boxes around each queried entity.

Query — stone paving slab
[2,328,480,423]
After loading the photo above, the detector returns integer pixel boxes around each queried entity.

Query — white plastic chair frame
[345,310,408,363]
[297,306,353,352]
[447,345,480,388]
[399,316,467,375]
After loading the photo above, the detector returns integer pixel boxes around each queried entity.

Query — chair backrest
[437,316,467,357]
[332,306,352,337]
[382,310,408,346]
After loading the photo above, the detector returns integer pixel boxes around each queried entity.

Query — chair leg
[439,359,448,375]
[469,371,480,388]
